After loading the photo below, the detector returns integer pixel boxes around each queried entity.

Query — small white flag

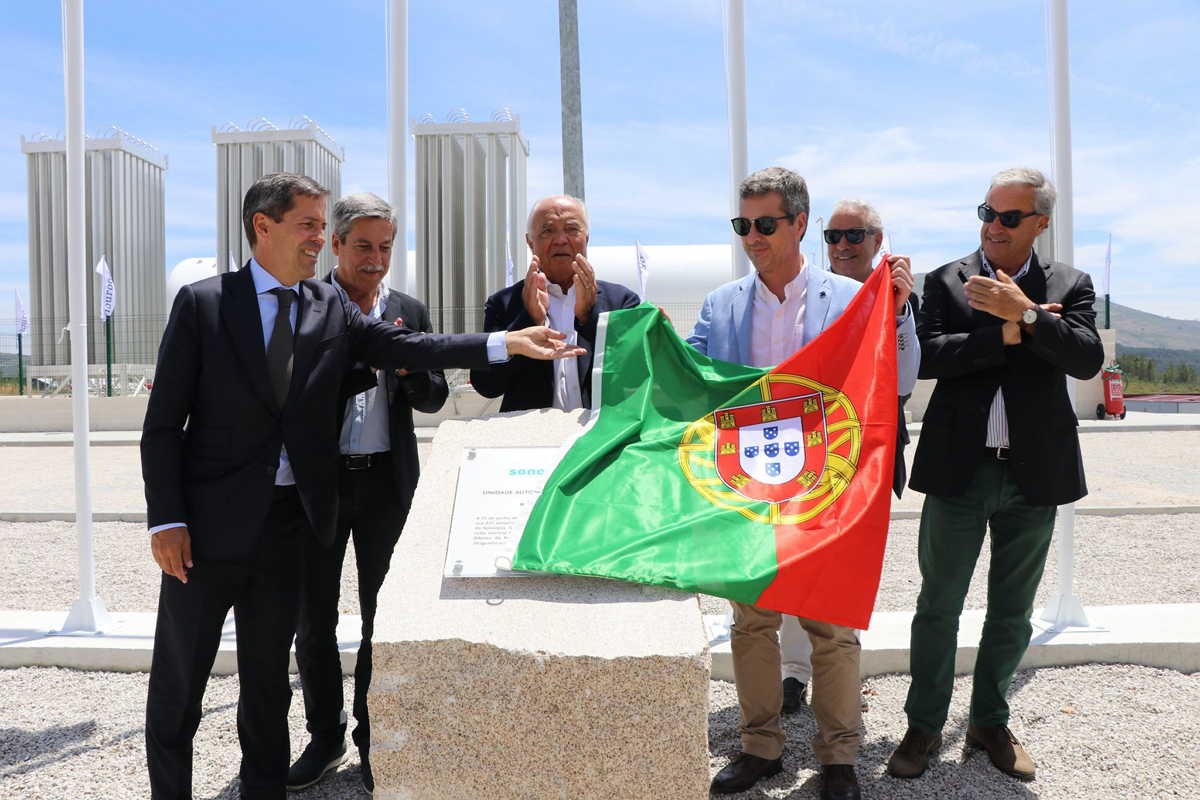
[14,290,28,335]
[635,241,649,301]
[95,255,116,320]
[229,250,238,272]
[881,231,894,258]
[1104,232,1112,295]
[505,248,515,287]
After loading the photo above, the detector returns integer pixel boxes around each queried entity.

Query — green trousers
[904,456,1056,733]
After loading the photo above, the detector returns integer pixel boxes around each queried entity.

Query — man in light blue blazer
[695,167,918,800]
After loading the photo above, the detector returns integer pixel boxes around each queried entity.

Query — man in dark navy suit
[470,195,641,412]
[141,174,582,799]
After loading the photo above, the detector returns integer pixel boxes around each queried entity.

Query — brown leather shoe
[964,723,1036,781]
[710,752,783,794]
[820,764,861,800]
[886,726,942,778]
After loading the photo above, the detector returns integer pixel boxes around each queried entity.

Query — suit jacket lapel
[291,281,327,398]
[732,273,755,364]
[960,251,995,326]
[221,265,278,414]
[803,266,833,345]
[1019,250,1050,304]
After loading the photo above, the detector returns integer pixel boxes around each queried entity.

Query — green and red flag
[513,262,897,629]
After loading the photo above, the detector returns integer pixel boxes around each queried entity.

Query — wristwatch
[1021,307,1038,325]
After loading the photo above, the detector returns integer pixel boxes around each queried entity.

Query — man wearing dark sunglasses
[889,167,1103,784]
[778,198,922,724]
[693,168,917,800]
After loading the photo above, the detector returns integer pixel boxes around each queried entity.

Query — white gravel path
[1,664,1195,799]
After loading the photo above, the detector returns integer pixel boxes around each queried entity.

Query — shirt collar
[546,282,575,299]
[980,250,1033,281]
[331,267,384,317]
[249,258,300,295]
[753,255,807,304]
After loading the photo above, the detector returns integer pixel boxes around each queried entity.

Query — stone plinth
[370,410,711,800]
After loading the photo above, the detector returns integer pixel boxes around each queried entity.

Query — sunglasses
[823,228,869,245]
[731,214,795,236]
[977,204,1040,228]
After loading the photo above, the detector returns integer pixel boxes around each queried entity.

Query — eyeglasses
[977,204,1040,228]
[823,228,870,245]
[731,214,795,236]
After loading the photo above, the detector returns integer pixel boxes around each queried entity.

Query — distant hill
[912,274,1199,352]
[1108,302,1200,351]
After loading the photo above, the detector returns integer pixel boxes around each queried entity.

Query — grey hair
[242,172,329,246]
[990,167,1057,216]
[333,192,396,242]
[526,195,589,236]
[831,199,883,231]
[738,167,810,217]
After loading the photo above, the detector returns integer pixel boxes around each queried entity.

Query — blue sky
[2,0,1198,320]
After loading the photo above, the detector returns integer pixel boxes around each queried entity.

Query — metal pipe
[60,0,108,633]
[723,0,749,278]
[388,0,408,293]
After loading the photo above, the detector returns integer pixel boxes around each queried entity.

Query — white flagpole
[723,0,749,279]
[816,217,825,269]
[61,0,109,634]
[388,0,408,294]
[1039,0,1087,631]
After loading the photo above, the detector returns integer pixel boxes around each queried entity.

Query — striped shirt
[980,251,1032,448]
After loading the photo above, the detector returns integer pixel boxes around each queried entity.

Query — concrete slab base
[706,603,1200,682]
[0,609,362,675]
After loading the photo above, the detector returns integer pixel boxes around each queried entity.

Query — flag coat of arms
[513,263,898,629]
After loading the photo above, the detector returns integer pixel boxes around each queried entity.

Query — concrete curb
[9,505,1199,524]
[0,609,361,675]
[4,604,1195,680]
[705,603,1200,682]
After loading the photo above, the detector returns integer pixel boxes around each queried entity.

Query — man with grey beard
[288,193,447,795]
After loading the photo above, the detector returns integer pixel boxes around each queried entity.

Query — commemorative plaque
[442,446,562,577]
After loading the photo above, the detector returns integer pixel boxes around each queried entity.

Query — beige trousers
[730,601,862,765]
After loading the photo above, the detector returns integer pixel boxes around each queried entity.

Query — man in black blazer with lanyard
[141,173,582,799]
[470,195,641,411]
[888,168,1103,784]
[286,193,445,794]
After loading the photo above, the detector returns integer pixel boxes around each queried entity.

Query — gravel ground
[1,664,1195,799]
[3,513,1198,617]
[2,431,1198,514]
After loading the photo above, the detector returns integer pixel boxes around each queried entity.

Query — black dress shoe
[781,677,807,713]
[710,752,783,794]
[820,764,861,800]
[286,739,346,792]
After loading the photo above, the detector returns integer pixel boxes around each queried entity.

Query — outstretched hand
[505,326,587,360]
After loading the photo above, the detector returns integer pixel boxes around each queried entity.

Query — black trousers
[294,453,409,759]
[145,486,309,800]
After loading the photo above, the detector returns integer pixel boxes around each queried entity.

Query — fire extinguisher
[1097,362,1126,420]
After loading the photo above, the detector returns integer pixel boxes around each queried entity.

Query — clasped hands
[521,254,597,328]
[964,270,1061,345]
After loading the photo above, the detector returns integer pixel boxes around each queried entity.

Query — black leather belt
[983,446,1011,461]
[341,452,389,471]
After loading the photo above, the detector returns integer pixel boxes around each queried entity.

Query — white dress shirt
[546,282,583,411]
[749,257,808,368]
[333,270,392,455]
[980,251,1032,448]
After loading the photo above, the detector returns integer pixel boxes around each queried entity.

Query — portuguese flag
[512,262,897,629]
